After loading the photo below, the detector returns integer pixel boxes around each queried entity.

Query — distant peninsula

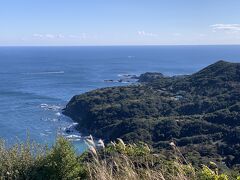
[63,60,240,167]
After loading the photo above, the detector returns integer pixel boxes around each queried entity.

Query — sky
[0,0,240,46]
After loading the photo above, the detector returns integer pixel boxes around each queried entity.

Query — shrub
[31,137,86,180]
[0,136,239,180]
[199,164,228,180]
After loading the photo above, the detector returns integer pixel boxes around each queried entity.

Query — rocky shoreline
[63,60,240,167]
[104,74,139,83]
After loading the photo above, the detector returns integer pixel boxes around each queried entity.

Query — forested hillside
[63,60,240,168]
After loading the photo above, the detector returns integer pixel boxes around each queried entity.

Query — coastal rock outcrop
[63,60,240,167]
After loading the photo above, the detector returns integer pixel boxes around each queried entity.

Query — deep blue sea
[0,45,240,152]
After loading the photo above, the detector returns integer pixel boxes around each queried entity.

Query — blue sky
[0,0,240,46]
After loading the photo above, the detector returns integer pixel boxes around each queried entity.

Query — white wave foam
[40,104,62,111]
[59,132,82,141]
[68,138,82,141]
[44,130,52,134]
[23,71,64,75]
[63,123,79,133]
[118,74,125,77]
[66,134,81,139]
[117,73,137,78]
[66,134,82,141]
[55,112,61,116]
[41,117,59,122]
[40,133,48,137]
[52,118,58,122]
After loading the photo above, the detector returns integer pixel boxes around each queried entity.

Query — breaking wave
[40,103,62,111]
[22,71,64,75]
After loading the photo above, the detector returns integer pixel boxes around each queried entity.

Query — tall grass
[84,139,196,180]
[0,137,238,180]
[0,139,45,179]
[84,138,234,180]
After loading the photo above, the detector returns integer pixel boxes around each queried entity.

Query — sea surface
[0,45,240,152]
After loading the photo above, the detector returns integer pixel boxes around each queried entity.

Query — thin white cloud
[198,33,206,37]
[32,33,87,40]
[211,24,240,33]
[138,30,158,37]
[172,33,181,37]
[68,33,87,39]
[33,33,65,39]
[32,34,45,38]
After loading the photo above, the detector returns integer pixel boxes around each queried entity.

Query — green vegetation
[63,60,240,169]
[0,137,239,179]
[0,138,86,179]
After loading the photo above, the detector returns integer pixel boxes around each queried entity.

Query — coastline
[63,60,240,167]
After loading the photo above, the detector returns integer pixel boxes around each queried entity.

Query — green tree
[33,137,85,180]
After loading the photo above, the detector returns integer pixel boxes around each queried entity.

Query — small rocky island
[63,60,240,167]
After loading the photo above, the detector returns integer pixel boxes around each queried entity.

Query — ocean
[0,45,240,152]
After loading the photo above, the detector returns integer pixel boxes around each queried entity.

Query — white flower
[89,135,93,141]
[97,139,105,148]
[89,146,97,156]
[110,141,116,147]
[85,138,95,147]
[117,138,126,149]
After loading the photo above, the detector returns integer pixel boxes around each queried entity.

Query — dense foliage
[0,137,239,180]
[0,138,86,179]
[63,60,240,168]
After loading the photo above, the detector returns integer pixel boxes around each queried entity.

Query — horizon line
[0,44,240,47]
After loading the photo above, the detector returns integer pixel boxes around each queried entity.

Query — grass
[0,137,238,180]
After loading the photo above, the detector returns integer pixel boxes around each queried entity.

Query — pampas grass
[84,136,198,180]
[0,136,235,179]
